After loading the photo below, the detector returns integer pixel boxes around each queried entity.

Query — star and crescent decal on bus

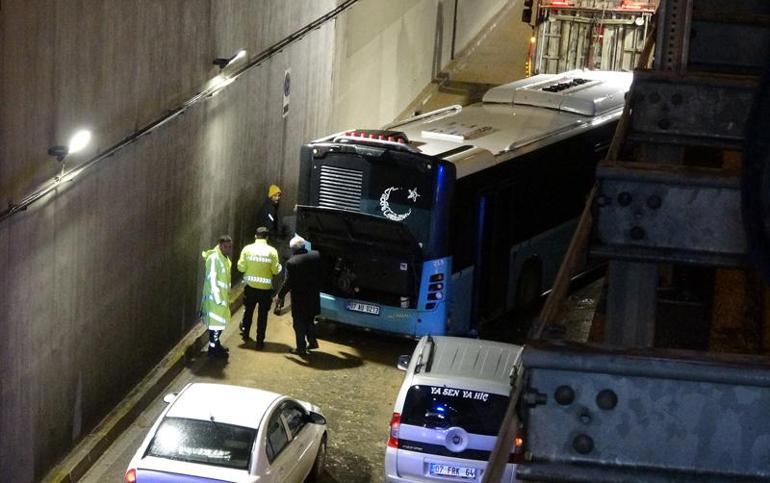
[380,186,421,221]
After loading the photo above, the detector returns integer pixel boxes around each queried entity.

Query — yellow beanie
[268,185,282,198]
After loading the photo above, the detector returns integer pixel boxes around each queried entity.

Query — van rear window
[401,385,509,436]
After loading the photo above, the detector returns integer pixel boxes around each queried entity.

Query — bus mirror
[397,355,411,371]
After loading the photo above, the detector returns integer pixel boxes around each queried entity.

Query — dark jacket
[256,197,280,238]
[278,249,321,320]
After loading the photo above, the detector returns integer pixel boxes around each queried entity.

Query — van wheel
[516,260,542,313]
[306,434,326,482]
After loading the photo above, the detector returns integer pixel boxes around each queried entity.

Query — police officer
[237,227,282,349]
[201,235,233,359]
[256,184,289,314]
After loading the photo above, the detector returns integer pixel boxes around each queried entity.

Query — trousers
[241,285,273,343]
[293,315,318,351]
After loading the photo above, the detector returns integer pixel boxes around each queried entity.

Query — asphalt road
[80,280,602,482]
[81,306,415,483]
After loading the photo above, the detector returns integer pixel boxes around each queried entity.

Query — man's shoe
[255,341,265,350]
[273,299,284,316]
[289,348,309,356]
[308,342,319,350]
[208,346,229,359]
[241,331,250,342]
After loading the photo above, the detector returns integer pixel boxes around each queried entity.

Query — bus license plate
[429,463,476,479]
[345,301,381,316]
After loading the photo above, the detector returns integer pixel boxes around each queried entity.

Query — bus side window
[512,170,542,242]
[450,185,476,271]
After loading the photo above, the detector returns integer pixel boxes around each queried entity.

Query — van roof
[413,336,523,388]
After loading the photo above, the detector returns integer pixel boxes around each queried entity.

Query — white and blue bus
[296,70,631,337]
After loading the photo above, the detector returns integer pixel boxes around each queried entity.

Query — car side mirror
[163,393,177,404]
[397,354,411,371]
[308,411,326,425]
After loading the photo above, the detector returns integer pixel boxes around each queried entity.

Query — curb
[43,283,244,483]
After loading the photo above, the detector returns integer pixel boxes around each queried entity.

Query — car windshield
[401,385,509,436]
[146,417,256,470]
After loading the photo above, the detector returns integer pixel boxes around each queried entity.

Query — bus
[295,70,632,337]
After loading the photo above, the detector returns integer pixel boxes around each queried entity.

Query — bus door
[473,183,515,323]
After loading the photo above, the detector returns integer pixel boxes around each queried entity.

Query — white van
[385,336,524,482]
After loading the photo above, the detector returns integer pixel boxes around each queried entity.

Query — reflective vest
[237,239,282,290]
[201,245,231,330]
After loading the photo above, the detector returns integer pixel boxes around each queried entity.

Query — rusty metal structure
[595,0,765,346]
[486,1,770,480]
[527,0,659,74]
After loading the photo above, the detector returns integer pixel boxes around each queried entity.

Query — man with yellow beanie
[257,184,283,238]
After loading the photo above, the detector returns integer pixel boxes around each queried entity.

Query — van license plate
[345,302,381,316]
[429,463,476,479]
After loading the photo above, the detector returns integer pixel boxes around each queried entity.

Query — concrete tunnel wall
[331,0,508,130]
[0,0,508,480]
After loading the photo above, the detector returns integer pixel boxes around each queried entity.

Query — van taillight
[511,428,526,463]
[124,468,137,483]
[514,434,524,453]
[387,412,401,448]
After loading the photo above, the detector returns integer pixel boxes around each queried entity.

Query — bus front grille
[318,165,363,211]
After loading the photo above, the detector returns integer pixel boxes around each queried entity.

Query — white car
[124,383,327,483]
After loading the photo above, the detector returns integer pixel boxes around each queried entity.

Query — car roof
[412,336,523,388]
[165,383,283,429]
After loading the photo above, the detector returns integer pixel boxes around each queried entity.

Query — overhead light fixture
[212,49,247,70]
[48,129,92,162]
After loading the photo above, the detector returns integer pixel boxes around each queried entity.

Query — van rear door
[395,385,511,481]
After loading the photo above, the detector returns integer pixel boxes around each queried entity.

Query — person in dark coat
[256,184,283,239]
[276,235,321,356]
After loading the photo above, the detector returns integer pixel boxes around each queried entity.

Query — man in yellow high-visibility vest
[201,235,233,359]
[237,227,282,349]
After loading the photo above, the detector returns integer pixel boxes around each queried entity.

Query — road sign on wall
[283,69,291,118]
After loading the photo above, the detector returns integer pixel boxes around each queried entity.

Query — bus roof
[389,70,632,178]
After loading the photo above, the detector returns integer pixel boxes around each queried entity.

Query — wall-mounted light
[48,129,92,162]
[212,49,247,70]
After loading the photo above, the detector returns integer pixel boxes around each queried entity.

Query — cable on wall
[0,0,361,223]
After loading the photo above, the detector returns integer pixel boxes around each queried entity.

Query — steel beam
[516,341,770,481]
[629,71,757,149]
[593,162,746,267]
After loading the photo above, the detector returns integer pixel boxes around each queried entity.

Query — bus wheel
[516,260,542,313]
